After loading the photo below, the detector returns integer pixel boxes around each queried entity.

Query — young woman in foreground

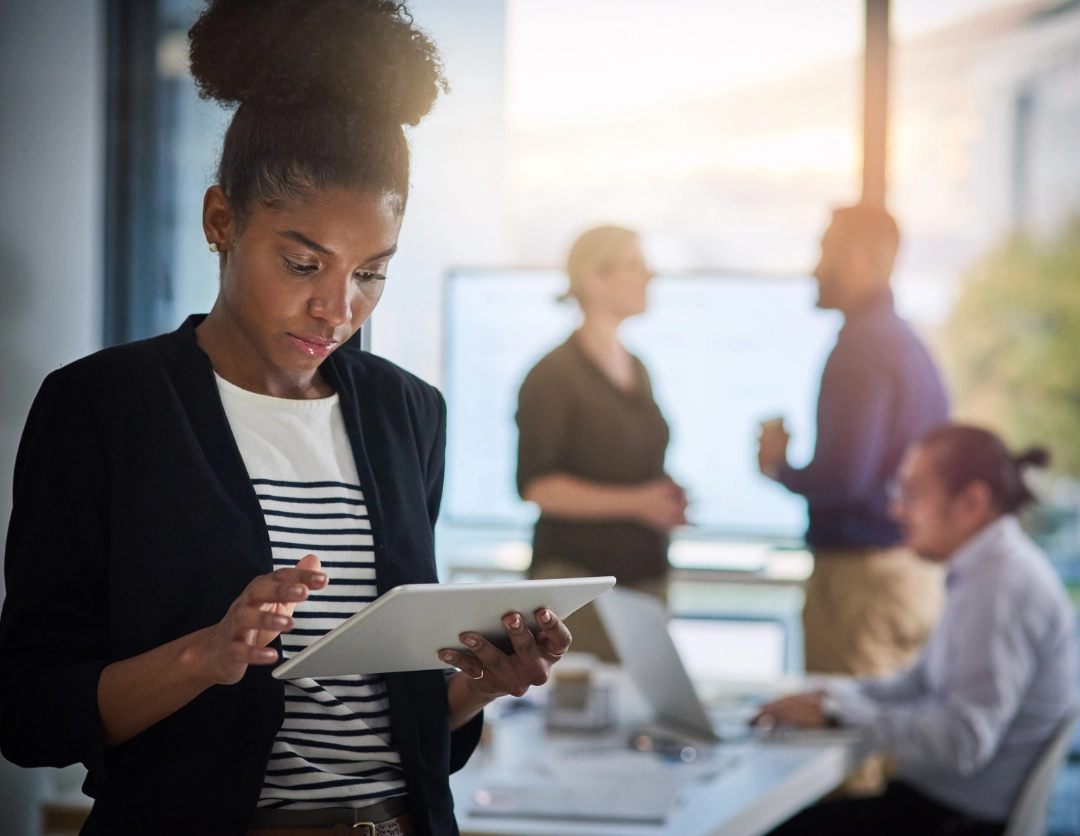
[0,2,569,834]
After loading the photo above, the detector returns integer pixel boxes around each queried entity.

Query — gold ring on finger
[470,667,485,680]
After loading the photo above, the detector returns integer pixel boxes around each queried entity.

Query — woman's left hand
[440,608,572,699]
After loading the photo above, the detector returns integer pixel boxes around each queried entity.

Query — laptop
[595,585,719,743]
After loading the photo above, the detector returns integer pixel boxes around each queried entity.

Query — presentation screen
[444,270,842,539]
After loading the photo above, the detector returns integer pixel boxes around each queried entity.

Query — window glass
[109,2,1080,582]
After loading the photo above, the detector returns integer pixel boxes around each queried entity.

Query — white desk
[453,709,860,836]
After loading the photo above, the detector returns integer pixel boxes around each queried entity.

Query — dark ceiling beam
[862,0,891,208]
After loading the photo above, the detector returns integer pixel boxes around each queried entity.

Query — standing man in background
[758,205,949,687]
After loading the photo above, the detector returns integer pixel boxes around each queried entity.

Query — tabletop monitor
[444,270,842,539]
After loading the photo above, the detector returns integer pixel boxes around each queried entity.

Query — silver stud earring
[208,242,219,253]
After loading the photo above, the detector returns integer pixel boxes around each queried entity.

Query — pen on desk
[629,731,699,762]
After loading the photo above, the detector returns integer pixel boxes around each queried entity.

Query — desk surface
[452,709,859,836]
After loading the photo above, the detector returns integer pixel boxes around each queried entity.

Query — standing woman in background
[516,226,688,660]
[0,2,571,835]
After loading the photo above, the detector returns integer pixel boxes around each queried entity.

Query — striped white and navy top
[216,374,407,810]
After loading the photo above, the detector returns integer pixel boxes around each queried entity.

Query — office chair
[1003,708,1078,836]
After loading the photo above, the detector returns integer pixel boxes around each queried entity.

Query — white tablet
[272,576,615,679]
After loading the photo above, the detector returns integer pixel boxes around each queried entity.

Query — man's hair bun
[920,424,1050,514]
[1015,447,1051,470]
[188,0,446,126]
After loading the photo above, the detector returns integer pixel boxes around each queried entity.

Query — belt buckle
[351,822,376,835]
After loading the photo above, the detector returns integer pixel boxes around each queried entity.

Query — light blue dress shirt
[827,515,1078,822]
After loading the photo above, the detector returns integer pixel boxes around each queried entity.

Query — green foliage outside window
[941,221,1080,478]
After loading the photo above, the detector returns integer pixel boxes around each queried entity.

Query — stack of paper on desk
[468,740,748,824]
[470,781,681,824]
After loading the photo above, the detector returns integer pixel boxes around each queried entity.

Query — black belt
[249,796,409,829]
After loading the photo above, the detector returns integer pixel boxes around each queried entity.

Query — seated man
[756,424,1078,836]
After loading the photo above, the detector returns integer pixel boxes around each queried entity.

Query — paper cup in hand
[760,417,786,438]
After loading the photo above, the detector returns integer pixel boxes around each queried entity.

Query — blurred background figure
[758,205,950,792]
[516,226,688,660]
[758,205,949,677]
[756,425,1078,836]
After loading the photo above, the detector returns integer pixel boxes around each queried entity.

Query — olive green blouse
[515,335,671,585]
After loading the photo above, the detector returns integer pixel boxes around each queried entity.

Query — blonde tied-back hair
[559,225,639,304]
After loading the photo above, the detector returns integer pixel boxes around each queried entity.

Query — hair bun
[188,0,446,126]
[1016,447,1051,469]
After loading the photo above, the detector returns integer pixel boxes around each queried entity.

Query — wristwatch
[821,693,844,729]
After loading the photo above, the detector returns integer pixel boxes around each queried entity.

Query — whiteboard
[443,270,842,539]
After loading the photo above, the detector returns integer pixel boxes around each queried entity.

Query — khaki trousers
[529,556,667,663]
[803,546,944,677]
[804,546,945,795]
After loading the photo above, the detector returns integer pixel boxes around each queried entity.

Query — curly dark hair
[187,0,447,219]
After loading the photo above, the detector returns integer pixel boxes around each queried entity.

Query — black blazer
[0,315,481,836]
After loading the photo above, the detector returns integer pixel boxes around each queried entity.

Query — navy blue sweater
[779,291,949,550]
[0,316,481,835]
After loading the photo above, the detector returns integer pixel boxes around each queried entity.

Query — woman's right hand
[632,477,689,532]
[188,554,328,686]
[97,554,329,747]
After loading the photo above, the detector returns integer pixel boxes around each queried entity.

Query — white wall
[0,1,105,832]
[0,0,105,570]
[974,3,1080,242]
